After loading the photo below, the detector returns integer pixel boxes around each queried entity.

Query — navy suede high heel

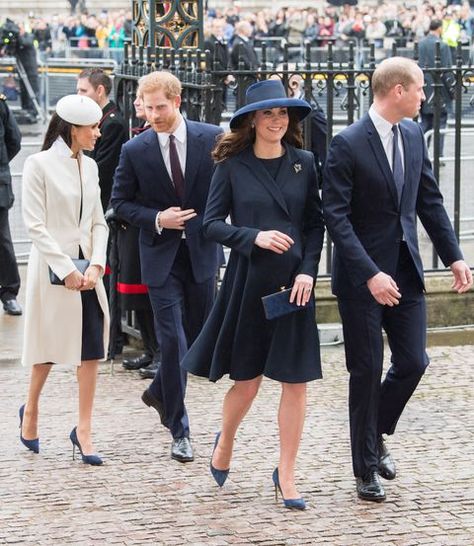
[19,404,39,454]
[69,427,103,466]
[272,468,306,510]
[210,432,230,487]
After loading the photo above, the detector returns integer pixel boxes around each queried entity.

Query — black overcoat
[89,101,128,212]
[181,144,325,383]
[418,34,454,115]
[0,96,21,209]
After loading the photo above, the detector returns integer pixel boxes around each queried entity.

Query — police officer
[0,93,22,315]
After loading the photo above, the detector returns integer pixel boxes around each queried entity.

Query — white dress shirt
[369,106,406,240]
[368,105,404,174]
[155,115,187,235]
[157,115,187,180]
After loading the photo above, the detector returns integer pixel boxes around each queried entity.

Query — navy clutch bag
[261,287,310,320]
[49,259,90,286]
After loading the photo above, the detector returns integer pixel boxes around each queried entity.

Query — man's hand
[159,207,197,230]
[255,230,294,254]
[367,272,401,306]
[450,260,473,294]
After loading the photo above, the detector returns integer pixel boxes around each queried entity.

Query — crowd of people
[208,1,474,49]
[1,0,473,63]
[0,10,132,59]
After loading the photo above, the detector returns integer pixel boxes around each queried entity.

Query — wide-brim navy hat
[229,80,312,129]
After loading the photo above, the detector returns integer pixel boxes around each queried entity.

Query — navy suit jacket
[322,113,463,299]
[111,119,223,287]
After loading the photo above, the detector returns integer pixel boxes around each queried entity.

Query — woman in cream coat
[19,95,110,465]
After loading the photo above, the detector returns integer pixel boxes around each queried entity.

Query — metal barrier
[251,37,474,67]
[9,140,43,263]
[0,56,117,118]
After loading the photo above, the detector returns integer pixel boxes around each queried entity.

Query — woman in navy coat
[182,80,325,509]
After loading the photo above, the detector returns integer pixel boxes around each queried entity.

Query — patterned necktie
[169,134,185,203]
[391,124,404,204]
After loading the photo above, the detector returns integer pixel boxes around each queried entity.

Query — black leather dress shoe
[141,388,166,426]
[139,360,161,379]
[3,299,22,316]
[356,471,386,502]
[171,437,194,463]
[122,353,152,370]
[378,436,396,480]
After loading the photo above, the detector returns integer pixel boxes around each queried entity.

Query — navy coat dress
[181,143,325,383]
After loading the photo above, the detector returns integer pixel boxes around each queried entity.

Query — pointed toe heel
[69,427,103,466]
[210,432,230,487]
[272,468,306,511]
[19,404,39,454]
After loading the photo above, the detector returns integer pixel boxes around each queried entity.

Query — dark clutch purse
[49,259,90,286]
[261,287,310,321]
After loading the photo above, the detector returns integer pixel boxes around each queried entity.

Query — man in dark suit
[0,93,22,315]
[230,21,259,103]
[204,18,233,126]
[418,19,454,160]
[323,57,472,502]
[111,71,223,462]
[77,68,128,212]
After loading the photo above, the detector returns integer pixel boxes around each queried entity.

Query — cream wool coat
[21,138,110,367]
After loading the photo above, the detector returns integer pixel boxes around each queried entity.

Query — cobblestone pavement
[1,342,473,546]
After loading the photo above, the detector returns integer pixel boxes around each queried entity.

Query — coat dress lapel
[238,145,290,217]
[364,115,400,210]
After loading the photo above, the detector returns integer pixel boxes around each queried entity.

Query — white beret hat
[56,94,102,125]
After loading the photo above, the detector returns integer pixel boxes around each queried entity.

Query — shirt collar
[369,105,393,139]
[157,115,186,148]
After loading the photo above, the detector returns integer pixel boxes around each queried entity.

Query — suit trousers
[338,243,429,478]
[135,307,160,359]
[147,240,215,439]
[0,208,21,302]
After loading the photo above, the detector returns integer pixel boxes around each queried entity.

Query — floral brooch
[293,162,302,174]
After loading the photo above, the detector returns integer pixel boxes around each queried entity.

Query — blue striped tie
[391,125,404,204]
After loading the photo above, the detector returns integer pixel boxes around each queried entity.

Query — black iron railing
[114,41,474,273]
